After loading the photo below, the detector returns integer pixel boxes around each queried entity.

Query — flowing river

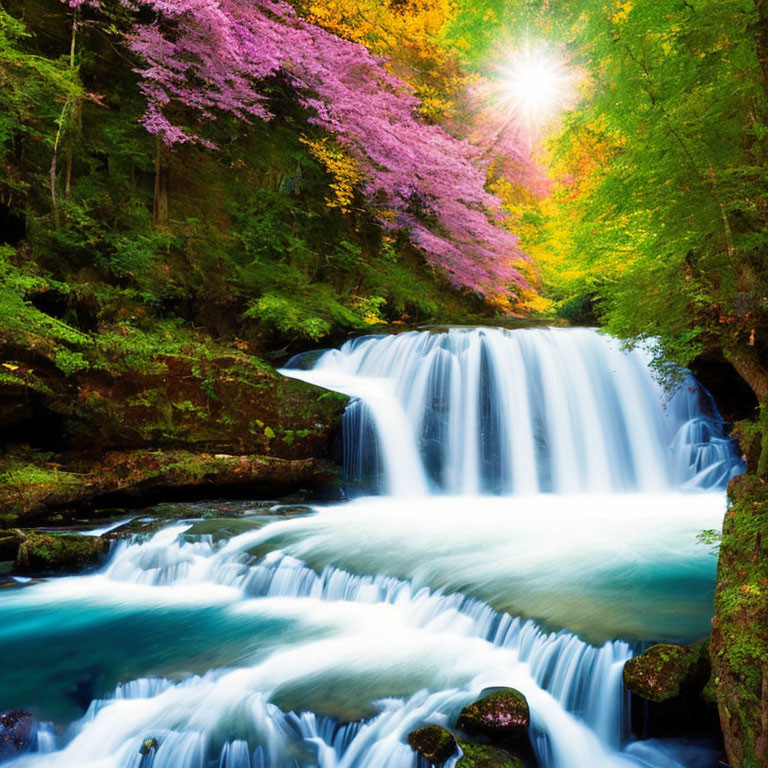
[0,328,744,768]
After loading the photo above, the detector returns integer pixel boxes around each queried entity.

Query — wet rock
[456,689,530,743]
[623,643,709,703]
[407,725,458,765]
[624,641,719,741]
[14,532,109,576]
[139,737,158,755]
[0,710,36,759]
[456,741,523,768]
[0,450,341,527]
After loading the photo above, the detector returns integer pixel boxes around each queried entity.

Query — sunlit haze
[498,42,579,128]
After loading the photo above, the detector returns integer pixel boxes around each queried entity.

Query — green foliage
[449,0,768,405]
[548,0,768,376]
[245,293,333,341]
[55,348,89,376]
[0,0,483,382]
[0,245,90,349]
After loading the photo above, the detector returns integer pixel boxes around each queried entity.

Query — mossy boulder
[710,473,768,767]
[407,725,458,765]
[623,643,709,703]
[0,327,348,522]
[623,641,718,740]
[0,328,348,463]
[456,689,530,743]
[15,532,109,576]
[0,710,36,759]
[456,742,523,768]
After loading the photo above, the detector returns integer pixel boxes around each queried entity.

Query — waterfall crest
[284,328,743,496]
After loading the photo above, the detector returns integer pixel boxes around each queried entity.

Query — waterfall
[2,530,635,768]
[282,328,743,496]
[1,328,737,768]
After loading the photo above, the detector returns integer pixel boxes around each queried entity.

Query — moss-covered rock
[456,741,523,768]
[0,449,340,526]
[407,725,458,765]
[623,641,718,740]
[456,689,530,743]
[0,325,348,522]
[711,473,768,767]
[623,643,709,703]
[14,532,109,575]
[0,315,348,461]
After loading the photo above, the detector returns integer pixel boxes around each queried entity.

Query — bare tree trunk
[65,102,81,199]
[65,151,73,199]
[153,138,170,227]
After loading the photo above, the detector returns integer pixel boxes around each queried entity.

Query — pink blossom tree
[66,0,530,298]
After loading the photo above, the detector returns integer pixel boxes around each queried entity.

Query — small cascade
[283,328,743,495]
[2,529,640,768]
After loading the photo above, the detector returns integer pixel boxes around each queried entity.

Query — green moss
[15,532,108,575]
[456,742,522,768]
[623,643,709,703]
[0,459,85,519]
[711,474,768,767]
[407,725,458,765]
[456,689,530,740]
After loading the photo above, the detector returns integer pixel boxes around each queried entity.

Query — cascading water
[0,328,743,768]
[283,328,741,495]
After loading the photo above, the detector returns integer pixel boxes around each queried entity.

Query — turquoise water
[0,328,740,768]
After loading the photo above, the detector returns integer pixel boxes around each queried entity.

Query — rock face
[0,710,35,759]
[407,725,458,765]
[14,532,109,576]
[0,339,348,523]
[0,531,24,561]
[456,689,530,743]
[710,473,768,767]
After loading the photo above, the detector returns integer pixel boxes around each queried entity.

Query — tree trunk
[50,8,79,229]
[726,346,768,402]
[725,345,768,475]
[153,138,169,227]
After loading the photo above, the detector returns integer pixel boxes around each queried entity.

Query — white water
[223,493,727,643]
[2,328,741,768]
[1,529,634,768]
[282,328,741,495]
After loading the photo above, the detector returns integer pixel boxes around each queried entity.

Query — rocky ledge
[0,335,348,525]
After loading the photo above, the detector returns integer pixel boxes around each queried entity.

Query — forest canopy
[1,0,767,422]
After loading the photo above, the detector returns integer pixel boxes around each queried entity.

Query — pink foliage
[67,0,529,296]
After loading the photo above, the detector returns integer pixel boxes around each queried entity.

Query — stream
[0,327,744,768]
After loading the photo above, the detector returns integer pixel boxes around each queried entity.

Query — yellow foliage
[301,136,364,212]
[304,0,465,121]
[610,0,633,25]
